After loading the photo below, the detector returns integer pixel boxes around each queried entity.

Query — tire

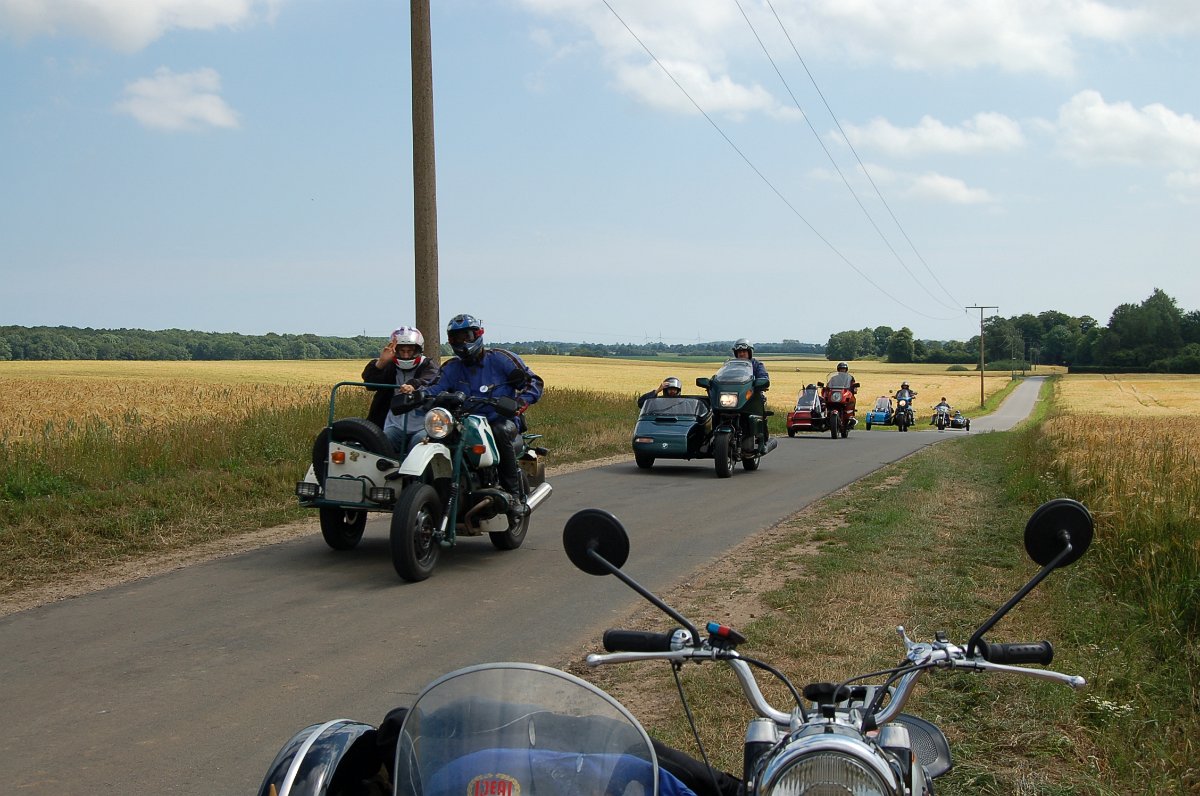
[714,431,735,478]
[319,507,367,550]
[312,418,395,482]
[634,452,655,469]
[490,473,529,550]
[742,452,760,471]
[865,421,872,430]
[829,413,840,440]
[787,428,796,438]
[390,483,442,582]
[841,423,849,439]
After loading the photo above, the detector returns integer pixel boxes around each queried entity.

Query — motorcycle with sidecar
[697,358,778,478]
[785,383,828,435]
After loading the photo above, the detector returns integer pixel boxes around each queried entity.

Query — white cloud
[905,172,994,204]
[1055,90,1200,169]
[0,0,285,52]
[842,112,1024,156]
[613,59,778,117]
[115,67,239,131]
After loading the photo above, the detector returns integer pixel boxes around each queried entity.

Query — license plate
[325,477,364,503]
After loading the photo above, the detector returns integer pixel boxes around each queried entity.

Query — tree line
[0,326,825,362]
[824,289,1200,373]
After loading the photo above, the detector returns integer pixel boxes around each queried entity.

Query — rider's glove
[515,399,529,416]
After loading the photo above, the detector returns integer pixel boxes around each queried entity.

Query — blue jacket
[426,349,544,428]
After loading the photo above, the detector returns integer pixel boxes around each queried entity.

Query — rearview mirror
[696,377,710,388]
[1024,498,1093,568]
[563,508,629,575]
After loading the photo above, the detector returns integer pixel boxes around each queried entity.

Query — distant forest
[0,326,823,362]
[824,289,1200,373]
[3,288,1196,372]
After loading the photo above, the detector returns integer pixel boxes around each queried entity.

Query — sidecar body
[631,395,712,467]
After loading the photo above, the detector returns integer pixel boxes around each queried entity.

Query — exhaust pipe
[764,438,778,455]
[526,482,553,513]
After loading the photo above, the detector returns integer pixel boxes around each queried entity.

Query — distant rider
[638,376,682,408]
[422,314,544,515]
[895,380,916,424]
[362,326,440,456]
[931,396,952,423]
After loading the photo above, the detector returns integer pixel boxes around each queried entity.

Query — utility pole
[411,0,440,362]
[966,305,998,408]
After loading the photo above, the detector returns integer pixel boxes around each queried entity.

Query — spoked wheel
[319,507,367,550]
[714,431,736,478]
[829,413,840,440]
[490,473,530,551]
[390,483,442,582]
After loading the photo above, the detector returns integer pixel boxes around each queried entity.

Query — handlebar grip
[979,639,1054,665]
[602,629,676,653]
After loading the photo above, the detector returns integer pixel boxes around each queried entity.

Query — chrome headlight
[719,392,739,408]
[760,736,896,796]
[423,407,454,440]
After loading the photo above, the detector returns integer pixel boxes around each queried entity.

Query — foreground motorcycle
[259,498,1092,796]
[819,371,860,439]
[933,404,952,431]
[696,359,778,478]
[389,391,552,582]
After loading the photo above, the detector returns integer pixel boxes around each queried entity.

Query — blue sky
[2,0,1198,346]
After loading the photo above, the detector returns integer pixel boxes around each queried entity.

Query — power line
[735,0,960,313]
[763,0,963,309]
[600,1,959,322]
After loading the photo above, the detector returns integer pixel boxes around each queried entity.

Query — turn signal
[331,450,346,464]
[471,444,487,455]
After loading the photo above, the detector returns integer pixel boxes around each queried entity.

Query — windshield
[826,372,854,389]
[873,397,892,411]
[794,388,819,410]
[712,359,754,384]
[639,397,708,418]
[394,663,661,796]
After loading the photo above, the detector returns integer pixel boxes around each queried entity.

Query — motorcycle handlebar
[978,639,1054,665]
[603,629,678,653]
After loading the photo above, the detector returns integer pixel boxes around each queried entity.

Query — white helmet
[390,326,425,370]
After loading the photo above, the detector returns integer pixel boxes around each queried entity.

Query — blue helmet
[447,314,485,361]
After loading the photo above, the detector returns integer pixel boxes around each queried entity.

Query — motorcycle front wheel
[391,483,442,582]
[829,412,840,440]
[714,431,736,478]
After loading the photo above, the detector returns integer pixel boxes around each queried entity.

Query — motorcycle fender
[257,719,378,796]
[399,442,453,480]
[463,415,498,468]
[713,421,737,434]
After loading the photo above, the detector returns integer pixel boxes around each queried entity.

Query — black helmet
[901,381,909,389]
[837,361,848,371]
[663,377,682,394]
[447,314,485,361]
[732,338,754,357]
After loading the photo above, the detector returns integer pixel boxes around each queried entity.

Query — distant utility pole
[966,305,998,408]
[411,0,440,362]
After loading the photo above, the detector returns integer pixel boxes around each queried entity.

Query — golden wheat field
[1053,373,1200,416]
[0,357,1051,443]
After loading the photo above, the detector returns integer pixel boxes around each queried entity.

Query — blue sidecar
[630,395,712,469]
[864,395,894,430]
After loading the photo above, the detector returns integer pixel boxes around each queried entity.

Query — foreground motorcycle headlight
[719,392,738,408]
[424,407,454,440]
[760,737,896,796]
[831,390,843,402]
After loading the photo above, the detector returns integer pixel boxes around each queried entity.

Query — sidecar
[631,395,712,469]
[864,396,894,430]
[949,410,971,430]
[786,384,828,435]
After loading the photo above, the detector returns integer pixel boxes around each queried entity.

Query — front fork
[439,440,465,548]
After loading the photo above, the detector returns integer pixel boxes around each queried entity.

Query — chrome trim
[759,733,899,794]
[277,718,356,796]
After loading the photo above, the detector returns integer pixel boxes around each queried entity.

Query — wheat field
[0,357,1056,443]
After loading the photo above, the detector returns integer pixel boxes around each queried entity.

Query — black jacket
[361,357,440,429]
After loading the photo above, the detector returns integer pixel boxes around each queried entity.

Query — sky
[2,0,1198,347]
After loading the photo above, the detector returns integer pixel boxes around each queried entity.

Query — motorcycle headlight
[831,390,842,402]
[423,407,454,440]
[719,393,738,408]
[759,736,896,796]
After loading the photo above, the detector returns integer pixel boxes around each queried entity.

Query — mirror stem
[587,549,701,646]
[967,534,1074,658]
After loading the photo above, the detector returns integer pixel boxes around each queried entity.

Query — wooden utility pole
[411,0,440,362]
[967,305,998,407]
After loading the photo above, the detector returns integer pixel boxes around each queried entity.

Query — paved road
[0,378,1044,794]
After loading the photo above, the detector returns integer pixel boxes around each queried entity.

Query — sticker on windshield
[468,773,519,796]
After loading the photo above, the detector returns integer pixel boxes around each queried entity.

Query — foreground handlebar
[978,639,1054,665]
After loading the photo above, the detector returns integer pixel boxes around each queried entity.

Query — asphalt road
[0,377,1044,794]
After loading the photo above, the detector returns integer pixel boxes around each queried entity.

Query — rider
[362,326,440,456]
[421,314,544,514]
[894,380,916,423]
[638,376,683,408]
[829,360,857,391]
[732,338,771,452]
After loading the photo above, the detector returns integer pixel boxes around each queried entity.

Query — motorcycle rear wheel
[714,431,736,478]
[490,473,530,550]
[391,483,442,582]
